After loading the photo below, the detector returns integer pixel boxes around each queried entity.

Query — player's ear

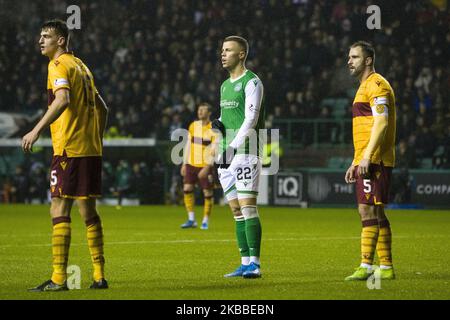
[366,56,373,66]
[57,36,66,47]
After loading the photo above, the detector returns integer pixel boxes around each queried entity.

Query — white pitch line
[1,234,440,249]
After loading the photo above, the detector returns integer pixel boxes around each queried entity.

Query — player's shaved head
[350,41,375,66]
[224,36,249,62]
[41,19,70,47]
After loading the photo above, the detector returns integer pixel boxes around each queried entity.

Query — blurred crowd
[0,0,449,204]
[1,158,167,204]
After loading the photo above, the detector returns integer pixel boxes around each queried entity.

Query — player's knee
[375,205,387,221]
[238,197,257,207]
[50,198,72,218]
[358,204,377,220]
[183,185,194,193]
[229,204,241,217]
[203,189,213,198]
[77,199,98,221]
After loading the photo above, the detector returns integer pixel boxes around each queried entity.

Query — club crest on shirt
[376,104,385,114]
[234,82,242,92]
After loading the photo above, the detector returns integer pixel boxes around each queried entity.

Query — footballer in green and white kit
[213,36,264,279]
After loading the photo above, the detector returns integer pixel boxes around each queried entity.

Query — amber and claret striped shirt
[352,72,396,167]
[47,52,102,157]
[186,120,216,168]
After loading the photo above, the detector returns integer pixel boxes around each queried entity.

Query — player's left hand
[22,130,40,153]
[358,158,371,178]
[216,146,236,169]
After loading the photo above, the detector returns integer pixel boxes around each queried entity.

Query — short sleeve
[368,78,390,107]
[48,61,70,92]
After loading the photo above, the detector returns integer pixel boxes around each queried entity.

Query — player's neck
[359,68,375,83]
[49,47,68,61]
[229,64,246,80]
[201,119,210,125]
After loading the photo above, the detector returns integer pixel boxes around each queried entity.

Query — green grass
[0,204,449,300]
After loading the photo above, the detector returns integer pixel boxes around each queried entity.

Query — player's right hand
[22,130,40,153]
[345,165,356,183]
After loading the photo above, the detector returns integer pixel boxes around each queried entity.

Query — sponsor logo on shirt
[220,100,239,109]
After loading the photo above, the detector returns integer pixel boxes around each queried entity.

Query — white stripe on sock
[250,256,260,265]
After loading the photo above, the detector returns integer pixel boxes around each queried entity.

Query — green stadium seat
[327,156,344,168]
[320,98,336,108]
[420,158,433,169]
[343,157,353,167]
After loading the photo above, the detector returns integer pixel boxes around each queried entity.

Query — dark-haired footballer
[22,19,109,291]
[344,41,396,281]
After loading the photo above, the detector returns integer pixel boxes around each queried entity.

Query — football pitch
[0,204,449,300]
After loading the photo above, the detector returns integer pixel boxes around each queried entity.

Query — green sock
[245,217,262,257]
[235,217,249,257]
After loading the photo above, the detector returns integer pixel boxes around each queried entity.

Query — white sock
[360,263,372,270]
[188,212,195,221]
[241,257,250,266]
[202,216,209,224]
[380,265,393,270]
[241,205,259,220]
[250,256,260,265]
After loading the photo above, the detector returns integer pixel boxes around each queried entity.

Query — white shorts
[218,154,261,201]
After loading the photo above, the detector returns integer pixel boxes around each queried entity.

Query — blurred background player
[214,36,265,279]
[180,103,215,230]
[22,20,109,291]
[344,41,396,281]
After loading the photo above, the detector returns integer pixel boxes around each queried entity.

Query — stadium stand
[0,0,449,203]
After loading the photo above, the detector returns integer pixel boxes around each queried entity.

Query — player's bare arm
[95,92,109,138]
[22,88,70,153]
[357,114,388,177]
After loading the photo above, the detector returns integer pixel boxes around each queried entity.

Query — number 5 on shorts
[363,179,372,193]
[51,170,58,186]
